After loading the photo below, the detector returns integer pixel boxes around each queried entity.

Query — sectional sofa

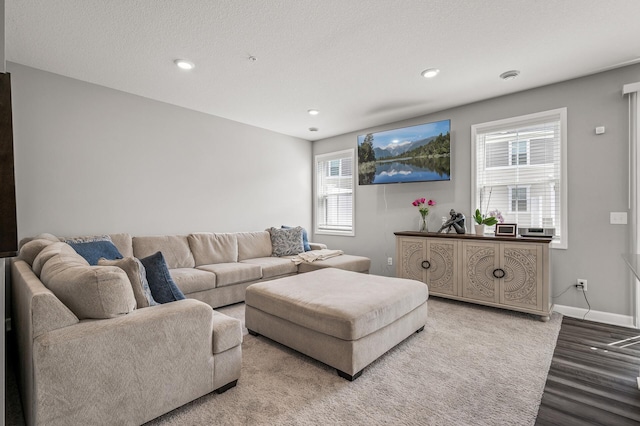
[11,229,370,425]
[128,230,370,308]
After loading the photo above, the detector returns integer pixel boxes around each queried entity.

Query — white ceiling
[6,0,640,140]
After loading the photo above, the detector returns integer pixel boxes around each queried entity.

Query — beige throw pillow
[99,257,157,308]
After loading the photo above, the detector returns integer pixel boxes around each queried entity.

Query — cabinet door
[426,238,458,296]
[462,241,500,303]
[397,237,427,283]
[499,243,543,311]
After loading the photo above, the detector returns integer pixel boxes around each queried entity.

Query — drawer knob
[421,260,431,270]
[493,268,506,279]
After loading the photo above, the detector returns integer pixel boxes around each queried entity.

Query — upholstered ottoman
[245,268,428,380]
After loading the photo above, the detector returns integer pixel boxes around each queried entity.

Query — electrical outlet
[576,278,588,291]
[387,257,393,266]
[610,212,628,224]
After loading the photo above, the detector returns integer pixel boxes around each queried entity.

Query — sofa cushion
[282,225,311,251]
[297,254,371,274]
[240,257,297,279]
[188,233,238,266]
[139,251,186,303]
[39,245,136,319]
[197,263,262,287]
[18,238,56,266]
[67,240,123,265]
[237,231,272,261]
[267,226,304,257]
[169,268,216,294]
[98,258,158,308]
[133,235,195,269]
[32,242,70,277]
[109,233,134,258]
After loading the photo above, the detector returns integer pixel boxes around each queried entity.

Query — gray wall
[313,63,640,317]
[8,62,312,238]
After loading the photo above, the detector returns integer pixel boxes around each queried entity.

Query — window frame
[471,108,568,249]
[313,149,355,237]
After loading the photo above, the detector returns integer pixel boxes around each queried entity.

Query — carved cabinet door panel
[397,237,427,283]
[499,243,543,311]
[426,239,458,296]
[462,241,500,303]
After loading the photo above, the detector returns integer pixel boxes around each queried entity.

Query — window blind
[314,149,354,235]
[473,108,567,247]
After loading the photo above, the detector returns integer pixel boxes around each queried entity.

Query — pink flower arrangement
[488,209,505,223]
[412,197,436,218]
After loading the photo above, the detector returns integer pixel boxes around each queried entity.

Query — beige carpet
[143,298,561,426]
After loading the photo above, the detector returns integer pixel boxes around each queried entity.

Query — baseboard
[553,304,636,328]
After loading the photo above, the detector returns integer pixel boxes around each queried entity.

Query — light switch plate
[610,212,628,224]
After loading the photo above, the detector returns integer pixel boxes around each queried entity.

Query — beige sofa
[127,230,370,308]
[11,230,370,425]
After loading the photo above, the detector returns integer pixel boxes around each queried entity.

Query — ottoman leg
[248,329,260,336]
[337,369,363,381]
[416,326,425,333]
[215,380,238,394]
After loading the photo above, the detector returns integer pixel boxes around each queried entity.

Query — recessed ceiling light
[309,127,319,132]
[308,109,320,116]
[421,68,440,78]
[500,70,520,80]
[174,59,195,70]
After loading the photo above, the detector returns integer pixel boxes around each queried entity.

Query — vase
[474,224,485,236]
[419,215,428,232]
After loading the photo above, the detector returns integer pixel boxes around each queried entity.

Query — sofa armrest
[12,259,79,338]
[31,299,218,425]
[212,310,242,353]
[309,242,328,250]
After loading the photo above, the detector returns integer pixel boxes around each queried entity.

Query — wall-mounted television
[357,119,451,185]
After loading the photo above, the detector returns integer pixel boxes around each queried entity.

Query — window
[509,140,529,166]
[509,185,530,212]
[471,108,567,248]
[314,149,355,236]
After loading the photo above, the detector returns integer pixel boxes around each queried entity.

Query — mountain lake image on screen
[357,119,451,185]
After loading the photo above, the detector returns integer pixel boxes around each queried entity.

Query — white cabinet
[396,232,551,321]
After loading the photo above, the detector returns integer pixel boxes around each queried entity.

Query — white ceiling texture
[6,0,640,140]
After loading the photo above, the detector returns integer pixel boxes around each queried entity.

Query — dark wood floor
[536,316,640,425]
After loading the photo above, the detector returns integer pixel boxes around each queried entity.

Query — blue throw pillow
[281,225,311,251]
[139,251,186,304]
[67,240,123,265]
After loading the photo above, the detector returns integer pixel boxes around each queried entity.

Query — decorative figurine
[438,209,466,234]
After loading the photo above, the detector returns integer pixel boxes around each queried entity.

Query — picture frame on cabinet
[495,223,517,237]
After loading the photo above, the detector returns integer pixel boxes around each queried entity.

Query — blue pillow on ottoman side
[139,251,186,304]
[67,240,123,265]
